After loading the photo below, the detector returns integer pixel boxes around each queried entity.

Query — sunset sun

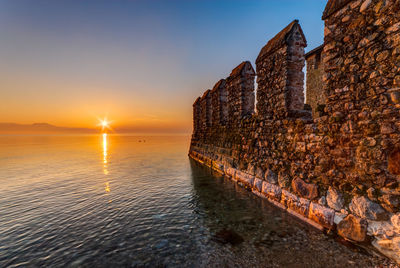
[98,118,111,132]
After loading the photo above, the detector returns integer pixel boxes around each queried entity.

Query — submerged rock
[154,239,169,249]
[213,229,244,245]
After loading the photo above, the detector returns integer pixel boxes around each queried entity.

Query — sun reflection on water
[103,133,108,166]
[102,133,110,192]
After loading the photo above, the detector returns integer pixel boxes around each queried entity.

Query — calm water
[0,135,391,267]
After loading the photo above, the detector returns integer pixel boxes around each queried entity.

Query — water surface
[0,135,391,267]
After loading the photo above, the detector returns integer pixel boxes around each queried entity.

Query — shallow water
[0,135,391,267]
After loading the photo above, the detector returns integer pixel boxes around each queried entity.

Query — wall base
[189,150,400,265]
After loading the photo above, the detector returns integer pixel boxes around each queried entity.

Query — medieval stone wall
[189,2,400,263]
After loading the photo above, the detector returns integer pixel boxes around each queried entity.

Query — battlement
[200,89,212,131]
[226,61,255,124]
[256,20,308,119]
[211,79,227,126]
[193,20,309,129]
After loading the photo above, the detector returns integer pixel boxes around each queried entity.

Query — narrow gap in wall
[254,75,258,114]
[303,64,307,104]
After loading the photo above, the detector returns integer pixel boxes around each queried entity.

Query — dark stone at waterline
[292,178,318,200]
[213,229,244,245]
[337,215,368,242]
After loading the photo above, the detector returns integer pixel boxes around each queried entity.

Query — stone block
[291,177,318,200]
[373,237,400,264]
[281,189,310,217]
[308,202,335,229]
[391,213,400,232]
[235,170,254,187]
[367,220,395,237]
[349,196,388,221]
[326,186,345,211]
[264,169,278,184]
[253,178,263,193]
[278,173,290,188]
[262,181,282,202]
[338,214,368,242]
[226,167,236,179]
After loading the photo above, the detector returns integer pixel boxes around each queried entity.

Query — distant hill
[0,123,97,134]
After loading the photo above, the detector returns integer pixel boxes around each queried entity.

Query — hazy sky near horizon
[0,0,326,132]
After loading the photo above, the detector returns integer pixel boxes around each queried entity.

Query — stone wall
[189,3,400,263]
[305,45,326,116]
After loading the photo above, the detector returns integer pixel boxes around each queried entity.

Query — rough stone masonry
[189,0,400,263]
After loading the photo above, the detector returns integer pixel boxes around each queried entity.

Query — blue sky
[0,0,327,131]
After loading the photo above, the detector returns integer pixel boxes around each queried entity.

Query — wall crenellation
[211,79,228,127]
[226,61,256,125]
[200,89,212,133]
[189,0,400,264]
[256,20,309,120]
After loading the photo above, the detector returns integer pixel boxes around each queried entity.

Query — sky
[0,0,327,133]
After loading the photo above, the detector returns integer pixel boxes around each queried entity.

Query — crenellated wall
[189,2,400,263]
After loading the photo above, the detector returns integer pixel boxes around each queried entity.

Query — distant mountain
[0,123,97,134]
